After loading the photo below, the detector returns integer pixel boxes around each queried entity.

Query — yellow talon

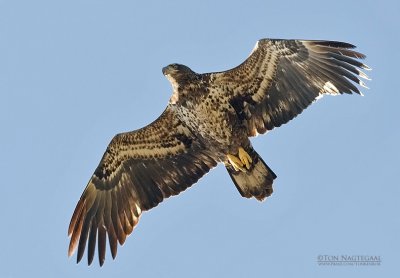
[238,147,252,170]
[227,147,253,172]
[227,154,244,172]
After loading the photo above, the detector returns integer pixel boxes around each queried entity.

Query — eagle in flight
[68,39,370,266]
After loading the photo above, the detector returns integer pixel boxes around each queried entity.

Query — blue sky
[1,0,399,277]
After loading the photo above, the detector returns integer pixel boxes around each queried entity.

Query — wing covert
[68,106,217,265]
[207,39,370,136]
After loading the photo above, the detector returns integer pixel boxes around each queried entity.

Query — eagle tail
[226,148,277,201]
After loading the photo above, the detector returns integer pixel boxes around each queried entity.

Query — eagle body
[68,39,370,266]
[174,89,247,156]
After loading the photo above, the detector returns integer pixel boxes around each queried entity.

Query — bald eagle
[68,39,370,266]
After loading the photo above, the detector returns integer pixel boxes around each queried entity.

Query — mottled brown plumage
[68,39,370,266]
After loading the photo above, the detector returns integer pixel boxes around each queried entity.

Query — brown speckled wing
[207,39,370,136]
[68,106,217,266]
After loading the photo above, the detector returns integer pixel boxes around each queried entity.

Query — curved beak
[162,66,169,75]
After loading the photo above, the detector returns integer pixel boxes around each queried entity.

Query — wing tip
[358,70,371,80]
[362,63,372,71]
[309,40,357,49]
[68,244,76,258]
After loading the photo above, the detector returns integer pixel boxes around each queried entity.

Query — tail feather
[226,148,276,201]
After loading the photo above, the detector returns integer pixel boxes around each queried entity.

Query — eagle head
[162,63,198,91]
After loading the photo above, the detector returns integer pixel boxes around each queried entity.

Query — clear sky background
[1,0,399,277]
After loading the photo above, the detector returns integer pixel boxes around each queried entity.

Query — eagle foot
[227,147,252,172]
[239,147,252,169]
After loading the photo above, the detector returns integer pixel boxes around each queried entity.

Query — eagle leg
[227,154,245,172]
[227,147,253,172]
[238,147,252,169]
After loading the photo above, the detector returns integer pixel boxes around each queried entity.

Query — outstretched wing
[68,106,217,266]
[206,39,370,136]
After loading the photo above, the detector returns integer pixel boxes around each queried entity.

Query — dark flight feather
[68,107,218,265]
[207,39,370,136]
